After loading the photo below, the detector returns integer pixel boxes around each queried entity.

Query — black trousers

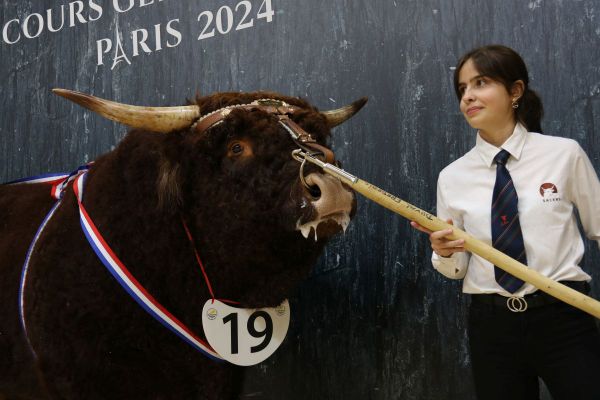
[468,297,600,400]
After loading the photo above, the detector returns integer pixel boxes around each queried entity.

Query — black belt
[470,281,590,312]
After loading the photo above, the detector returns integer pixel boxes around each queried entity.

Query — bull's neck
[78,132,320,311]
[78,144,212,332]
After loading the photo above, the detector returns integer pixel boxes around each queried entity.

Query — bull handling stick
[292,150,600,320]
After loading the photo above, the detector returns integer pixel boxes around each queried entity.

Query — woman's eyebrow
[459,74,486,86]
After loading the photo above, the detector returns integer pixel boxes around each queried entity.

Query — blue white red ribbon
[16,165,91,359]
[73,172,223,361]
[6,164,92,200]
[13,164,222,361]
[5,173,69,185]
[6,173,68,199]
[18,200,62,359]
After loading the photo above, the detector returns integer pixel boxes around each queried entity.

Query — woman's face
[457,59,516,136]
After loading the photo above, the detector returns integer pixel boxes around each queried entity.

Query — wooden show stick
[293,150,600,319]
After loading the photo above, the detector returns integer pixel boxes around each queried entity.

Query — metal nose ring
[299,157,311,190]
[292,149,317,193]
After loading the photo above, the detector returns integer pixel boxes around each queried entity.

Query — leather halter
[192,99,335,163]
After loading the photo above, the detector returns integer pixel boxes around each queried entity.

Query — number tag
[202,299,290,366]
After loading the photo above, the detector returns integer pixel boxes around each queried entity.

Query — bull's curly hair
[85,91,334,306]
[0,91,348,399]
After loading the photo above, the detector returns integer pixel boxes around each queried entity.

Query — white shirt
[432,123,600,296]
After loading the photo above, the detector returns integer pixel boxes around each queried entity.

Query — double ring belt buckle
[506,296,528,312]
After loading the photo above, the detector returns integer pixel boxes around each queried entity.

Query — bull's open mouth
[295,212,351,241]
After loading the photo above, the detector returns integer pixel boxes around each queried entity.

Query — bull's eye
[227,138,254,159]
[231,143,243,154]
[227,140,253,159]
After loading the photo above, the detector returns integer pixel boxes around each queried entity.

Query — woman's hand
[410,219,465,258]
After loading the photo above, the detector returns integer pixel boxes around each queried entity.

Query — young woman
[412,45,600,399]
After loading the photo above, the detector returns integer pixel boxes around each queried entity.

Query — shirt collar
[475,123,528,167]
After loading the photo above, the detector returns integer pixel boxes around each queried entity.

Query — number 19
[223,311,274,354]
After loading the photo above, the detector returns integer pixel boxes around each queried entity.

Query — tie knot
[494,149,511,166]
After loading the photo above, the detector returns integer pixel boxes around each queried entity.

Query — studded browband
[193,99,335,164]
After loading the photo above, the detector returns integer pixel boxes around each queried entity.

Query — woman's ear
[511,80,525,100]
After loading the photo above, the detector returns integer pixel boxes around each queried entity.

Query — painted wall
[1,0,599,398]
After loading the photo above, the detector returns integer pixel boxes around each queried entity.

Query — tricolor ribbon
[18,200,62,359]
[73,172,223,361]
[16,165,91,359]
[6,164,92,200]
[5,173,69,185]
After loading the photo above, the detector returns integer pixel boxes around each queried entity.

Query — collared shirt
[432,123,600,296]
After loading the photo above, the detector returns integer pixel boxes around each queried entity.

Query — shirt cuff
[431,252,467,279]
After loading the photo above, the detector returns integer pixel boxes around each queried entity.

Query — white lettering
[2,0,172,47]
[46,6,66,33]
[112,0,135,13]
[111,32,132,70]
[131,28,151,56]
[23,13,44,39]
[2,19,21,45]
[88,0,104,22]
[96,38,112,66]
[69,1,87,27]
[154,23,162,51]
[166,19,182,48]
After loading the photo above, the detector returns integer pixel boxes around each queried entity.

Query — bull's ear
[157,158,182,210]
[321,97,368,128]
[52,88,200,133]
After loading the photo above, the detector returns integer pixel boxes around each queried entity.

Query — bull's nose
[295,172,355,241]
[304,173,354,216]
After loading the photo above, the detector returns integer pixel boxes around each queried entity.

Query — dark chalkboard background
[1,0,599,399]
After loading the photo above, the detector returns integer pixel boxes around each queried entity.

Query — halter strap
[193,99,335,164]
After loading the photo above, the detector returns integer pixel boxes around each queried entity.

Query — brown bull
[0,90,366,399]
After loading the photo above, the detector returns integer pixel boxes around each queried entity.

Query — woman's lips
[466,106,482,116]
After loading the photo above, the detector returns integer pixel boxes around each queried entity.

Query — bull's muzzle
[295,172,355,241]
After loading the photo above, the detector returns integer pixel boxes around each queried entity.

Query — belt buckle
[506,296,528,312]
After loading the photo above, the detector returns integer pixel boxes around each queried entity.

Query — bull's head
[53,89,366,306]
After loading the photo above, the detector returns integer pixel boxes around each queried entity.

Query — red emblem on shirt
[539,182,562,203]
[500,215,508,225]
[539,183,558,197]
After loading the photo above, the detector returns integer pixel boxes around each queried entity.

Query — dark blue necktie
[491,149,527,293]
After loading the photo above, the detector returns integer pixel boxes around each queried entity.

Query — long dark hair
[453,45,544,133]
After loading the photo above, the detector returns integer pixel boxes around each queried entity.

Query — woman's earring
[512,99,519,109]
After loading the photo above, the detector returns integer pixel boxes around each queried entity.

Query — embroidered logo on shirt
[539,183,561,203]
[500,215,508,225]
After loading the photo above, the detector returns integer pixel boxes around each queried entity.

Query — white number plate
[202,299,290,366]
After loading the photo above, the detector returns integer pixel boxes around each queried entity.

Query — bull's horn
[52,88,200,133]
[321,97,368,128]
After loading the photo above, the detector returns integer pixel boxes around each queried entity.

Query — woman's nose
[462,88,475,103]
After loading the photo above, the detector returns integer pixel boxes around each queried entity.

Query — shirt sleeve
[569,143,600,249]
[431,175,470,279]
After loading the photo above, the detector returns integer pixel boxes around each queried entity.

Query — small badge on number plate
[202,299,290,366]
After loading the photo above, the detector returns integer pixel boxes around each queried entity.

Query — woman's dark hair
[453,45,544,133]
